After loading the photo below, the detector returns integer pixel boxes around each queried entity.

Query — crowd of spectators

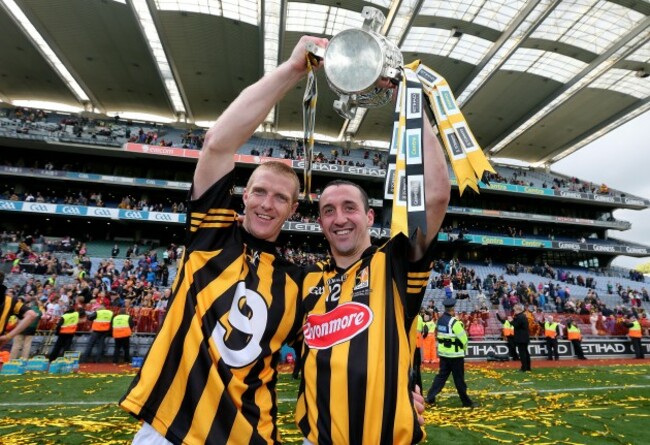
[421,258,649,340]
[2,235,649,341]
[1,236,184,332]
[0,105,640,205]
[1,184,189,214]
[483,169,612,196]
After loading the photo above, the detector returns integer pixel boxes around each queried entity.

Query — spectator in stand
[45,293,63,318]
[589,309,600,335]
[468,317,485,340]
[640,313,650,336]
[512,303,531,372]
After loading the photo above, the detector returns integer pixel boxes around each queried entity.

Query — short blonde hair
[247,161,300,203]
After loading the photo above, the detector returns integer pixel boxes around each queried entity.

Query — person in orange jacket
[422,311,437,363]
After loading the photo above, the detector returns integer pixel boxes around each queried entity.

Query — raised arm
[409,117,451,261]
[192,36,328,199]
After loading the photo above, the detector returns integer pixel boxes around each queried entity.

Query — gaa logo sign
[154,213,173,221]
[28,203,49,212]
[124,210,144,219]
[61,206,81,215]
[93,208,112,217]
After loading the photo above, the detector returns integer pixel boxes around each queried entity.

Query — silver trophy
[307,7,403,120]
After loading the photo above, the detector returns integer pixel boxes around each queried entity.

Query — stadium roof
[0,0,648,167]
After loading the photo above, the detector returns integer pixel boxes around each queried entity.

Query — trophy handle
[306,42,326,60]
[361,6,386,33]
[382,67,402,85]
[334,95,358,121]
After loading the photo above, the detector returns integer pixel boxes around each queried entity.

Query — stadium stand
[1,104,649,360]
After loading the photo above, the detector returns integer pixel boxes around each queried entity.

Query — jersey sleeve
[15,299,28,319]
[185,170,239,252]
[388,233,438,320]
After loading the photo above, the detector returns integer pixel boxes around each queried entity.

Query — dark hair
[321,179,370,212]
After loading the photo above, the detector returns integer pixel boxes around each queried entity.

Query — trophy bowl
[308,6,404,119]
[325,28,385,94]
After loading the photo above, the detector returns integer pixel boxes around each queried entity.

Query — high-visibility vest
[416,315,424,348]
[60,312,80,334]
[628,320,642,338]
[91,309,113,332]
[436,313,467,358]
[544,322,558,339]
[503,320,514,337]
[112,314,132,339]
[567,324,581,341]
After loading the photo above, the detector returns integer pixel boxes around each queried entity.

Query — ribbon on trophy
[382,60,495,237]
[302,53,319,201]
[303,6,495,238]
[382,60,496,237]
[382,67,427,238]
[411,60,495,195]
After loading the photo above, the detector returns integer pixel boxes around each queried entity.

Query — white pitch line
[2,400,118,407]
[2,384,650,407]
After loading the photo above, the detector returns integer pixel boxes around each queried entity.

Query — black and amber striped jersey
[296,234,435,445]
[1,294,28,333]
[120,171,303,445]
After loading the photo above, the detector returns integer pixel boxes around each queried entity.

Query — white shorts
[132,422,174,445]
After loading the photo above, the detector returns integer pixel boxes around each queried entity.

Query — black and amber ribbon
[412,61,495,195]
[382,61,495,238]
[382,67,427,239]
[302,53,319,201]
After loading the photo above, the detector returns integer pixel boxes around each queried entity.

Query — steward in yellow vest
[49,308,86,362]
[565,319,587,360]
[624,315,645,359]
[496,312,519,361]
[82,305,114,363]
[542,315,560,361]
[112,309,134,364]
